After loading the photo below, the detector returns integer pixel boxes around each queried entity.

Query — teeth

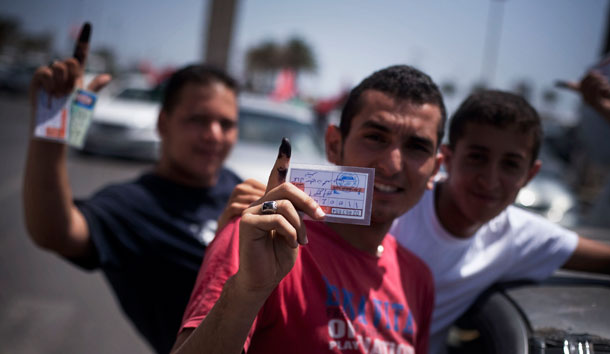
[375,183,398,192]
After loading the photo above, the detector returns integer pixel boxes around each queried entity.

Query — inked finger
[73,22,91,66]
[265,137,291,193]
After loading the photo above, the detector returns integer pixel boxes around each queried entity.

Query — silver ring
[261,200,278,215]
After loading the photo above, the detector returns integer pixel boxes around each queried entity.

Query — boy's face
[326,90,443,225]
[158,82,238,187]
[442,122,541,224]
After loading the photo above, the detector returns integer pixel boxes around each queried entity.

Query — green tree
[245,37,317,94]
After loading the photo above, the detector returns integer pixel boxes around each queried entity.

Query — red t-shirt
[180,219,434,353]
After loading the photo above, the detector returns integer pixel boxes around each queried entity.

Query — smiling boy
[390,89,610,354]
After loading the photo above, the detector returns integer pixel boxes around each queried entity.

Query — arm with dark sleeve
[23,24,108,259]
[562,236,610,275]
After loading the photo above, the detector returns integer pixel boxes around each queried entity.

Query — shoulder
[220,168,243,184]
[212,168,243,193]
[386,235,433,283]
[503,206,573,235]
[84,173,150,204]
[499,206,578,249]
[390,188,434,233]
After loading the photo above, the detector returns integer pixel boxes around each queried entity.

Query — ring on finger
[261,200,278,215]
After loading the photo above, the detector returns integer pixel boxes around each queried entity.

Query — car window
[239,109,323,157]
[117,88,160,102]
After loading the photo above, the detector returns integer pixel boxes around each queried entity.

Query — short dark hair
[339,65,446,146]
[448,90,542,163]
[161,64,238,113]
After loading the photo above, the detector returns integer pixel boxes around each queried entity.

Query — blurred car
[82,87,326,181]
[225,94,326,182]
[0,63,38,94]
[82,84,161,159]
[446,267,610,354]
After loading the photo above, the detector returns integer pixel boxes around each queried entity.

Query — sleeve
[70,193,120,270]
[71,185,133,270]
[179,218,241,331]
[501,211,579,282]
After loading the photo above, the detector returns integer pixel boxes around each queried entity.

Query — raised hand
[216,178,266,233]
[29,23,111,108]
[233,138,325,294]
[557,70,610,122]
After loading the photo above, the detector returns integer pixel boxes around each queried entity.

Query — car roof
[238,93,315,125]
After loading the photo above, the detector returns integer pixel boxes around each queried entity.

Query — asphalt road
[0,93,153,353]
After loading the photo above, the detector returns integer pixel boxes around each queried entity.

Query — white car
[83,89,327,182]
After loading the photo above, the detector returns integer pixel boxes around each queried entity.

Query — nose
[476,163,500,190]
[376,146,403,177]
[201,120,223,142]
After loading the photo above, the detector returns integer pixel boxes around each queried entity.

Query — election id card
[68,89,97,148]
[34,89,97,148]
[288,164,374,225]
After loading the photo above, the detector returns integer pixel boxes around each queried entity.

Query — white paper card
[288,164,374,225]
[34,89,97,148]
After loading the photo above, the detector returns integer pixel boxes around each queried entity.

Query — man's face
[326,90,442,225]
[158,82,238,187]
[442,122,541,224]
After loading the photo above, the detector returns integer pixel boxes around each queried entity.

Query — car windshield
[239,109,323,157]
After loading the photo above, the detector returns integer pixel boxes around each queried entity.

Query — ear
[426,152,444,190]
[325,124,343,164]
[523,159,542,186]
[157,110,168,138]
[440,144,453,170]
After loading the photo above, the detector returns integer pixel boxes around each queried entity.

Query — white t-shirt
[390,185,579,354]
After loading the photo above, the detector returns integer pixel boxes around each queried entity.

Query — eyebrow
[410,135,435,151]
[361,120,392,133]
[362,120,435,150]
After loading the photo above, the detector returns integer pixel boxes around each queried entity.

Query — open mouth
[374,182,402,193]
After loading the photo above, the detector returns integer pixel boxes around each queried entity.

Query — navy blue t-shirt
[73,168,241,353]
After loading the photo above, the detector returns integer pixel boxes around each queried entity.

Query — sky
[1,0,608,121]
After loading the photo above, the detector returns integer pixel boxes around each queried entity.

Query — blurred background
[1,0,609,352]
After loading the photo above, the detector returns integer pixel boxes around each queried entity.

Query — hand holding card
[29,22,110,146]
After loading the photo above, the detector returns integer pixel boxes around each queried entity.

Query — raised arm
[562,235,610,275]
[23,23,111,258]
[171,139,325,354]
[558,70,610,123]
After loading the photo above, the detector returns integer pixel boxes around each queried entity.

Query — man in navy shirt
[23,24,264,353]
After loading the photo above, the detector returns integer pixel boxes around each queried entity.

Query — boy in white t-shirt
[390,89,610,354]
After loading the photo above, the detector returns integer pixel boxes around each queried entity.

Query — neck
[435,182,482,239]
[327,221,391,256]
[155,159,215,188]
